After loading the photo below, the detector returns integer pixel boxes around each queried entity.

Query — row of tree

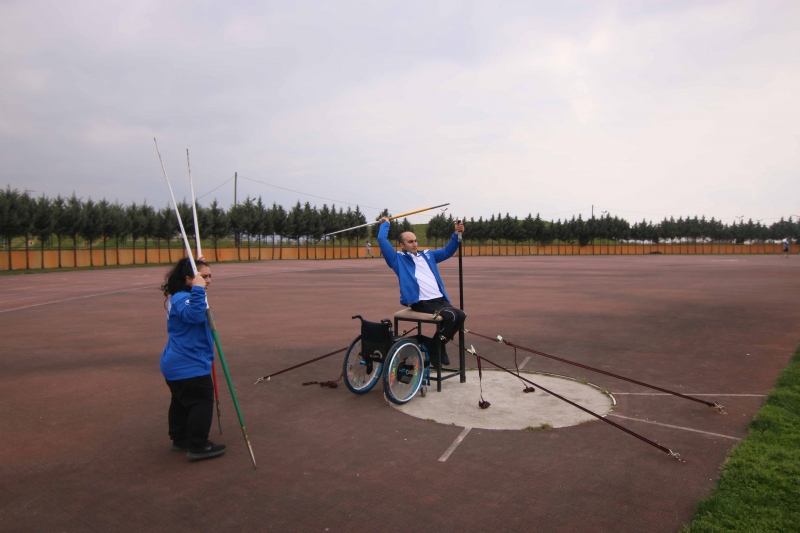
[1,186,798,269]
[453,212,799,247]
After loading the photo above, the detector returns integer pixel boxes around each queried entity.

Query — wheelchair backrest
[360,318,393,361]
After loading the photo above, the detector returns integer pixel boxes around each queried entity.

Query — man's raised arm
[377,219,398,270]
[432,219,465,263]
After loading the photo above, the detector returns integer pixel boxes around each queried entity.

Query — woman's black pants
[166,374,214,448]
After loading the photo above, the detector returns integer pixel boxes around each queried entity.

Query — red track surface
[2,256,798,532]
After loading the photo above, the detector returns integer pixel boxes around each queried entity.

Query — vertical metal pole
[436,332,442,392]
[457,220,465,383]
[234,172,238,206]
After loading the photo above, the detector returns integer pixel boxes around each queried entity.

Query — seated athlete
[377,216,466,365]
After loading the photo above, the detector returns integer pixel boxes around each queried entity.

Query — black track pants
[410,297,466,342]
[166,375,214,448]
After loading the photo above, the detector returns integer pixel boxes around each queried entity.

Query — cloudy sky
[1,0,798,224]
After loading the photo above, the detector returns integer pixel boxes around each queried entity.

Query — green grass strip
[683,344,800,532]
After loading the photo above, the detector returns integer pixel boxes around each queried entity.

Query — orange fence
[2,243,797,271]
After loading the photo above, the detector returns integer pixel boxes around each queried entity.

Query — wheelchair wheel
[383,339,424,404]
[343,335,383,394]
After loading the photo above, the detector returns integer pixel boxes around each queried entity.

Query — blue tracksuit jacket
[377,221,460,306]
[160,286,215,381]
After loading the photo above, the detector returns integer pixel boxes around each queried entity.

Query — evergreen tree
[254,197,270,259]
[177,200,196,249]
[284,201,304,252]
[0,187,28,270]
[140,203,157,263]
[97,199,112,265]
[303,202,324,257]
[521,213,543,244]
[426,213,449,247]
[351,206,367,250]
[471,216,486,247]
[540,220,554,246]
[228,200,251,258]
[51,195,66,267]
[127,203,143,264]
[31,195,55,268]
[243,197,263,259]
[62,193,84,267]
[206,199,230,259]
[80,199,104,266]
[108,202,130,265]
[373,209,401,244]
[271,202,287,259]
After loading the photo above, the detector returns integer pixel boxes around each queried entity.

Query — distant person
[365,241,372,258]
[377,217,466,365]
[783,239,790,257]
[159,257,225,461]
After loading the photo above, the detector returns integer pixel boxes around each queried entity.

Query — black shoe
[438,338,451,366]
[187,441,226,460]
[171,441,190,452]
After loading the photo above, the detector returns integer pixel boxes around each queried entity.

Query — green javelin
[206,310,257,468]
[155,138,257,469]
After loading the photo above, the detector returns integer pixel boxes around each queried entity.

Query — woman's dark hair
[161,258,209,300]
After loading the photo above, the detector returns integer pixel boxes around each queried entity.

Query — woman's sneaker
[187,441,226,460]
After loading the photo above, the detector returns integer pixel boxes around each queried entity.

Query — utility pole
[591,204,594,218]
[234,172,238,205]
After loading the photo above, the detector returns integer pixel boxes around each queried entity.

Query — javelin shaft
[154,138,197,275]
[187,149,202,257]
[324,203,450,236]
[208,310,257,469]
[187,149,221,433]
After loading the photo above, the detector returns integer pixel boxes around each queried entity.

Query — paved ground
[2,255,798,532]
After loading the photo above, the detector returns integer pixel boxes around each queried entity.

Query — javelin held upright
[187,149,223,435]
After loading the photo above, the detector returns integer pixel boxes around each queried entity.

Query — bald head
[399,231,418,254]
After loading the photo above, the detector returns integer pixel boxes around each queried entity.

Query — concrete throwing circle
[391,370,615,430]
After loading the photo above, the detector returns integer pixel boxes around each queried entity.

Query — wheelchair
[343,315,426,404]
[343,313,462,404]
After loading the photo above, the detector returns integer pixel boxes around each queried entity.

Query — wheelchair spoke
[343,337,382,394]
[384,341,424,404]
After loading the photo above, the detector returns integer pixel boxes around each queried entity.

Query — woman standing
[160,257,226,460]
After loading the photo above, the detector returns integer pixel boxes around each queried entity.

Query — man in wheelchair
[377,216,466,365]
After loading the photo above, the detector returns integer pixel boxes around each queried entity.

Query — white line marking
[608,414,741,441]
[438,427,472,462]
[613,393,765,397]
[517,357,531,370]
[0,287,149,314]
[0,264,357,314]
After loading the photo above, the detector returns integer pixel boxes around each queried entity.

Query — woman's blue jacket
[160,286,214,381]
